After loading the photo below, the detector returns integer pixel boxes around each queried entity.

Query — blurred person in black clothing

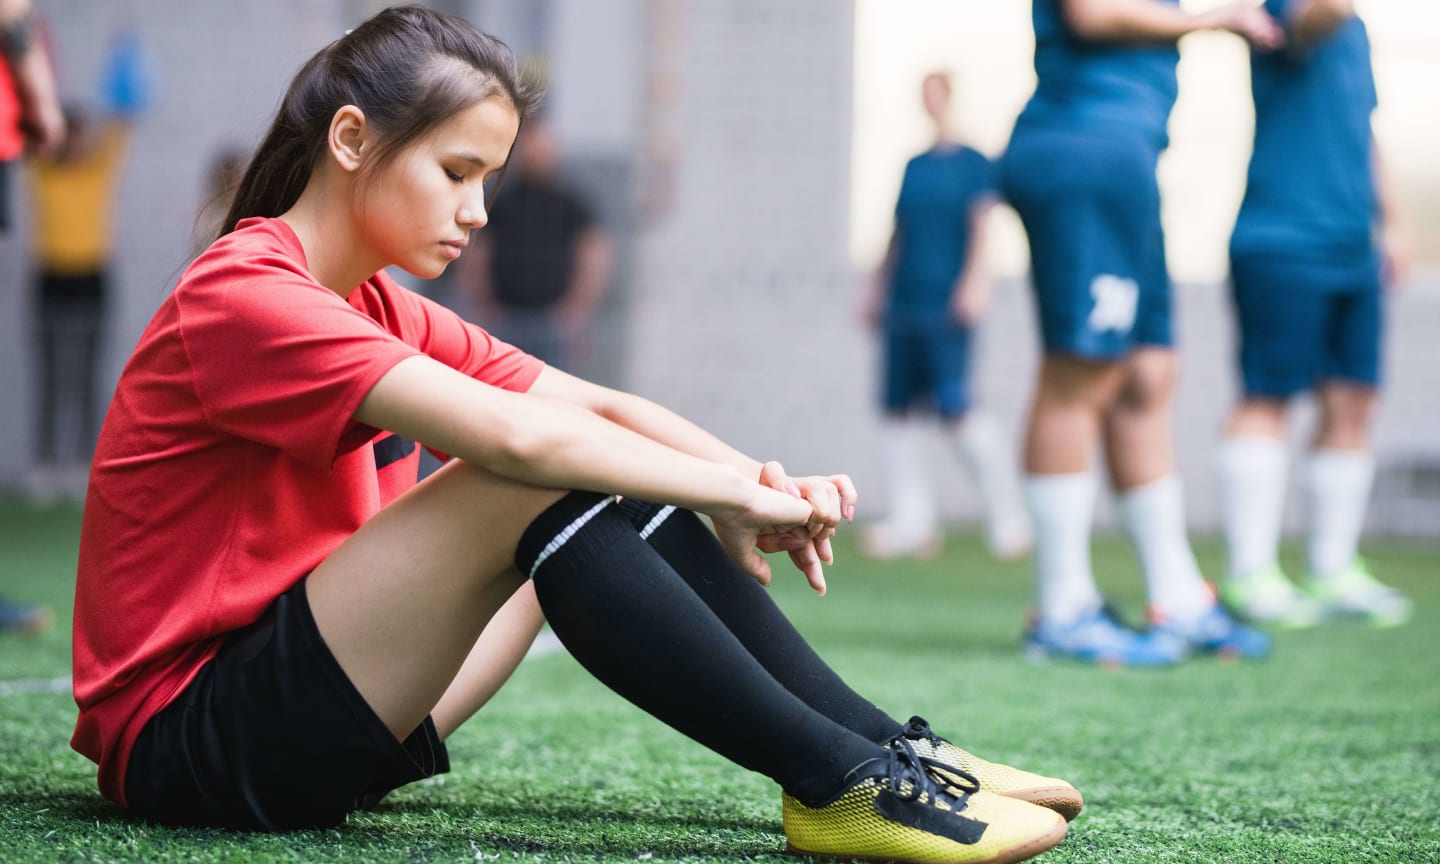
[457,115,611,372]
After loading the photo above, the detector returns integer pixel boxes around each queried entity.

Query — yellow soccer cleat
[782,738,1067,864]
[897,717,1083,822]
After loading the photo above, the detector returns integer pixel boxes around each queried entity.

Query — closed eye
[444,168,465,183]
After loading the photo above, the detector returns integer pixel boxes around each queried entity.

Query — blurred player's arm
[1372,141,1410,289]
[1285,0,1353,49]
[952,197,996,326]
[455,231,498,321]
[0,0,62,151]
[861,228,898,329]
[1061,0,1282,48]
[557,226,612,331]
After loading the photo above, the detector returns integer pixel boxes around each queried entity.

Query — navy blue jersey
[1232,0,1377,261]
[1013,0,1180,151]
[889,145,995,312]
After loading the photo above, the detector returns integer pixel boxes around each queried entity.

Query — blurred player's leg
[951,411,1032,561]
[860,415,941,560]
[1304,381,1410,625]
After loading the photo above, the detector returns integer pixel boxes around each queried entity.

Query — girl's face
[356,95,520,279]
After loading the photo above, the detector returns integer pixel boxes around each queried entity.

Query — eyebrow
[446,152,493,169]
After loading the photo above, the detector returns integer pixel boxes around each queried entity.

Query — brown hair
[219,4,540,238]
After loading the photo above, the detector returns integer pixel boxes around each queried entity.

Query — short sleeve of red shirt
[179,220,542,467]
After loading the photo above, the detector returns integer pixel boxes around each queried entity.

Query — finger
[832,474,859,522]
[787,543,826,595]
[817,534,834,566]
[738,548,773,586]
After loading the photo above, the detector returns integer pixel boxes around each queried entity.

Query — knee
[1114,354,1175,414]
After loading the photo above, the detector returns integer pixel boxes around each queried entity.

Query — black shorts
[124,579,449,831]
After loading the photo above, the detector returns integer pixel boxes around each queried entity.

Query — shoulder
[176,218,334,315]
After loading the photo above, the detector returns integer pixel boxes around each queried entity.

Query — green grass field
[2,498,1437,863]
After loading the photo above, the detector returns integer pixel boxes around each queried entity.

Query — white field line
[0,676,71,696]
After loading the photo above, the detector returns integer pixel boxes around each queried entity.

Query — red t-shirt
[71,217,543,805]
[0,60,23,160]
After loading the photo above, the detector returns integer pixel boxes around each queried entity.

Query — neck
[278,172,383,298]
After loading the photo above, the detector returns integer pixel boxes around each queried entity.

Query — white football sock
[1117,474,1213,620]
[880,417,938,537]
[1025,472,1101,623]
[953,412,1032,553]
[1305,449,1374,580]
[1215,435,1288,581]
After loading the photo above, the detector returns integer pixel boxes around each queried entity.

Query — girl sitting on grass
[72,7,1077,861]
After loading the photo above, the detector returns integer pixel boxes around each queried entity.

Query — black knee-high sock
[616,499,904,745]
[517,492,884,805]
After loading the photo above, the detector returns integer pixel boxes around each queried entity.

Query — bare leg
[432,582,546,739]
[1314,381,1376,451]
[1102,347,1176,491]
[1024,355,1124,475]
[306,459,565,740]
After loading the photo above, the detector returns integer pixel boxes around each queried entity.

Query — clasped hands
[713,460,857,596]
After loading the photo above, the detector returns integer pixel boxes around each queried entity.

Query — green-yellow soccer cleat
[1220,564,1323,629]
[896,717,1083,822]
[782,737,1067,864]
[1305,559,1412,627]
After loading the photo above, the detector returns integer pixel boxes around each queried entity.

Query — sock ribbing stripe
[515,491,622,579]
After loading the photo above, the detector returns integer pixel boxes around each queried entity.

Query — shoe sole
[784,815,1067,864]
[1003,785,1083,822]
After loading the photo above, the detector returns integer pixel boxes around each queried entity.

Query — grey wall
[2,0,1435,537]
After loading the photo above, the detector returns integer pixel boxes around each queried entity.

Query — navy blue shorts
[124,579,449,831]
[881,311,972,417]
[1000,127,1172,359]
[1229,250,1383,398]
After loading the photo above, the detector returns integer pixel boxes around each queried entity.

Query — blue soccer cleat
[1023,605,1183,666]
[1149,601,1270,659]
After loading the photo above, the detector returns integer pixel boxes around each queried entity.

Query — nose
[458,196,487,230]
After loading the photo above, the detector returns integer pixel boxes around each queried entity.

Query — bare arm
[1372,141,1409,289]
[359,357,762,514]
[0,0,63,152]
[862,228,899,329]
[952,198,996,325]
[557,226,612,323]
[1061,0,1283,48]
[529,365,857,585]
[1287,0,1353,48]
[356,356,829,586]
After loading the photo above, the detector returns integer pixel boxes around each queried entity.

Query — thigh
[881,318,927,412]
[1323,283,1383,389]
[125,580,449,831]
[927,321,972,418]
[1229,254,1329,399]
[1006,132,1156,360]
[307,459,565,743]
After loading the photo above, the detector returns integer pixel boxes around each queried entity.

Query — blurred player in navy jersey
[1216,0,1411,628]
[999,0,1280,664]
[859,71,1031,564]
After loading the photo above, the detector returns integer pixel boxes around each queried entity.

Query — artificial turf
[1,497,1436,863]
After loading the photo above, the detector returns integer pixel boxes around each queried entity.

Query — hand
[1209,2,1285,51]
[21,98,65,154]
[859,283,885,331]
[950,277,989,326]
[1380,223,1411,291]
[709,480,815,590]
[755,461,859,595]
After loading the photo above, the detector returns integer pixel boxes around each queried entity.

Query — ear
[327,105,370,173]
